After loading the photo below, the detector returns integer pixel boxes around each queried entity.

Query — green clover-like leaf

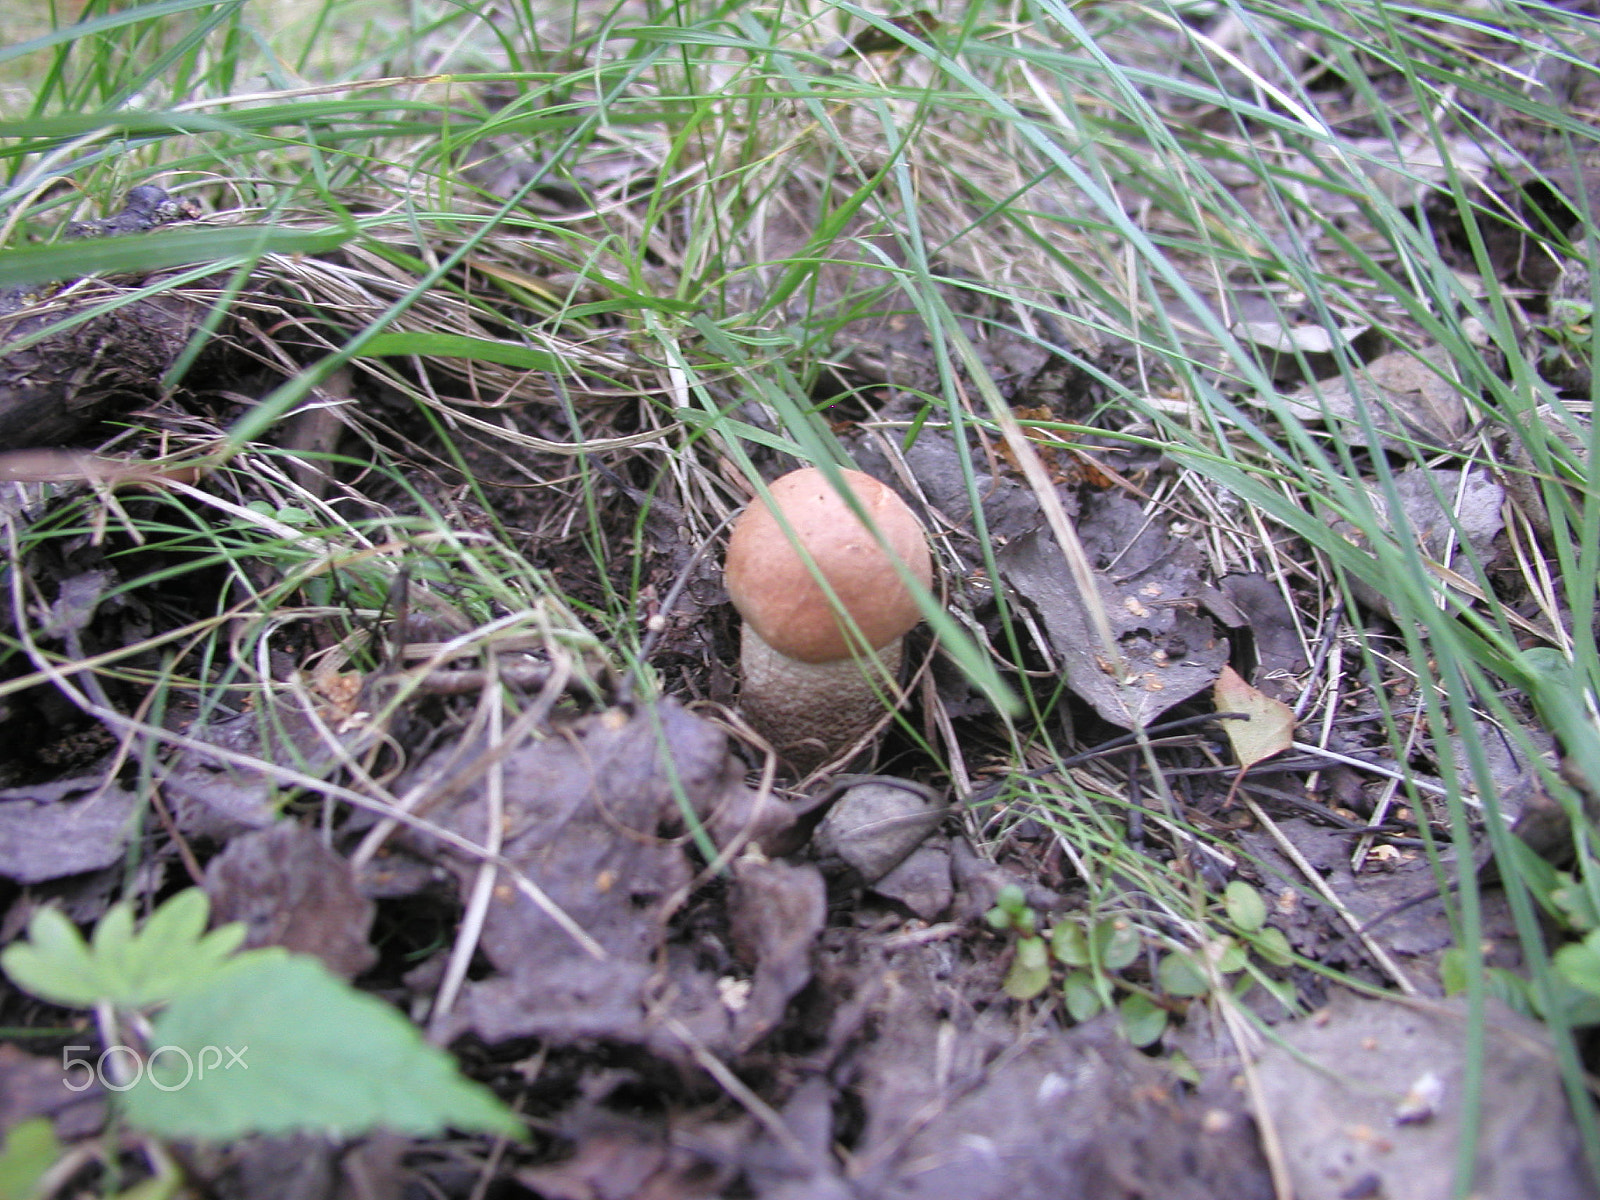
[1002,935,1052,1001]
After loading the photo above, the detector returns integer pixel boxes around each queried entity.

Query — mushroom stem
[739,624,904,773]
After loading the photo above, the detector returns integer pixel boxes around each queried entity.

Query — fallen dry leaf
[1214,666,1296,769]
[999,493,1230,729]
[0,776,143,885]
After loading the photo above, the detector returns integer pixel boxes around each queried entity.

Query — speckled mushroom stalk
[724,467,932,772]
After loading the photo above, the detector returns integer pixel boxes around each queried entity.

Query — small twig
[1289,740,1451,797]
[964,712,1249,806]
[1351,696,1426,873]
[662,1016,813,1169]
[1245,795,1419,996]
[1215,993,1296,1200]
[409,660,555,694]
[430,662,508,1035]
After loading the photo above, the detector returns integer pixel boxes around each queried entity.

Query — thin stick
[1245,796,1419,996]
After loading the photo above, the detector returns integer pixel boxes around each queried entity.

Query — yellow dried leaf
[1214,666,1295,768]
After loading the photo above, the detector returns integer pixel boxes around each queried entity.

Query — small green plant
[987,880,1296,1048]
[1440,840,1600,1029]
[1,890,523,1143]
[0,1118,61,1200]
[1049,912,1166,1046]
[986,884,1049,1000]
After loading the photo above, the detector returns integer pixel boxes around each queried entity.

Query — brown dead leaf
[1215,666,1295,768]
[0,775,143,885]
[1282,345,1471,450]
[728,856,826,1052]
[205,823,377,980]
[407,700,807,1061]
[999,494,1229,728]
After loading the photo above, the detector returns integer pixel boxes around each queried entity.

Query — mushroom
[725,467,932,772]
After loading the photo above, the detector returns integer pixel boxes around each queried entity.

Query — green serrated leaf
[92,902,136,957]
[1158,952,1210,997]
[1118,993,1168,1048]
[1,908,101,1008]
[0,1117,61,1200]
[1224,881,1267,933]
[142,889,209,949]
[1063,970,1102,1022]
[124,953,524,1140]
[121,893,250,1004]
[1,892,251,1011]
[1003,936,1052,1001]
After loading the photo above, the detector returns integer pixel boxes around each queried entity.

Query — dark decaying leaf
[516,1108,745,1200]
[1333,466,1504,621]
[0,776,142,885]
[1214,573,1308,703]
[205,1132,409,1200]
[870,840,954,920]
[1281,345,1471,451]
[849,944,1273,1200]
[407,700,817,1059]
[39,570,114,640]
[727,856,826,1053]
[999,493,1229,728]
[850,424,1046,546]
[0,1044,105,1139]
[161,693,375,839]
[205,823,377,980]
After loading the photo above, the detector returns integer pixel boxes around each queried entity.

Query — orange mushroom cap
[725,468,932,665]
